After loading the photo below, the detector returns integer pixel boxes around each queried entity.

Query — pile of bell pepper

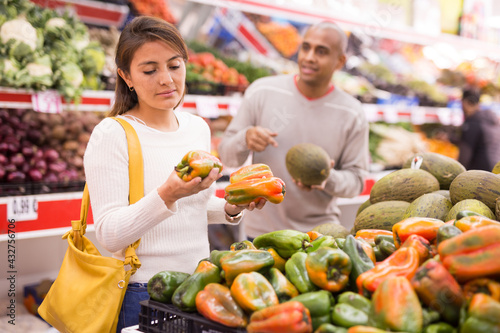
[146,213,500,333]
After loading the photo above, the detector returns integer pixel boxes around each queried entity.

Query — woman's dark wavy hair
[108,16,188,116]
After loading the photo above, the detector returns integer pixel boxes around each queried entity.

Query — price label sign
[382,106,399,123]
[32,90,62,114]
[196,96,220,119]
[7,196,38,222]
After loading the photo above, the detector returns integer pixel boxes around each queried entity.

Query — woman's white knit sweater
[84,112,232,282]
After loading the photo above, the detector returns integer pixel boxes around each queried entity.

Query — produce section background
[2,0,500,330]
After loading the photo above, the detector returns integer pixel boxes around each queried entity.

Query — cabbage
[57,62,84,99]
[0,17,38,61]
[80,44,106,75]
[0,56,20,86]
[14,54,53,88]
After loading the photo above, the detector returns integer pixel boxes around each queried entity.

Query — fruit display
[0,0,107,101]
[143,151,500,333]
[128,0,177,24]
[255,20,302,58]
[0,108,103,196]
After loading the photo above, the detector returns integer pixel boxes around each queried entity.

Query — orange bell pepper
[175,150,223,181]
[399,234,434,264]
[372,276,423,333]
[230,240,257,251]
[357,238,376,264]
[195,283,247,328]
[267,267,299,303]
[225,176,286,205]
[454,215,500,232]
[393,217,444,247]
[230,272,279,313]
[356,247,420,297]
[305,247,352,293]
[262,247,287,272]
[219,249,275,286]
[247,301,313,333]
[229,163,273,183]
[411,258,464,325]
[347,327,389,333]
[438,225,500,282]
[463,278,500,302]
[355,229,393,246]
[307,230,323,241]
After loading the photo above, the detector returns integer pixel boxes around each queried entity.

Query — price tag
[228,98,241,117]
[382,106,399,123]
[196,96,220,118]
[411,107,426,125]
[7,196,38,222]
[363,104,379,122]
[436,108,451,125]
[32,90,62,114]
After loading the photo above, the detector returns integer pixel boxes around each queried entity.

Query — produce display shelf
[29,0,129,27]
[187,0,500,61]
[0,177,375,239]
[0,87,459,124]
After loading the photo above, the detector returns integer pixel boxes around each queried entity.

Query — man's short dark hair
[462,88,480,105]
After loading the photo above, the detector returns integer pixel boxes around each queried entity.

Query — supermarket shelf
[0,87,463,124]
[187,0,500,60]
[29,0,129,27]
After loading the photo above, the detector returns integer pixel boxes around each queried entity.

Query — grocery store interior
[1,0,500,332]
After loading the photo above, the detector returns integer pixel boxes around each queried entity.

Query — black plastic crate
[139,300,247,333]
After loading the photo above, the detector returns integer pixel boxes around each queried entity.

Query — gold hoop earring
[129,86,134,92]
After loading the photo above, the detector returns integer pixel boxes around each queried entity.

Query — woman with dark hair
[84,16,264,331]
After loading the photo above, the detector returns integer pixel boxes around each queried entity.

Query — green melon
[403,193,452,221]
[445,199,495,221]
[353,200,410,233]
[312,223,350,238]
[285,143,330,186]
[356,198,372,217]
[370,169,440,204]
[449,170,500,211]
[432,190,451,201]
[403,152,466,190]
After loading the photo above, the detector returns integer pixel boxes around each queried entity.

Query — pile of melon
[354,153,500,233]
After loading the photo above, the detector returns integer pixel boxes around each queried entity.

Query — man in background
[458,88,500,171]
[218,21,369,239]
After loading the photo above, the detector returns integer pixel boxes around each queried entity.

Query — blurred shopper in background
[458,88,500,171]
[218,21,369,239]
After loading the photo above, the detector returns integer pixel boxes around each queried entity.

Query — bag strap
[67,116,144,274]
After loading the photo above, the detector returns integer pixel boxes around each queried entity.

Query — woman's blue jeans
[116,282,149,333]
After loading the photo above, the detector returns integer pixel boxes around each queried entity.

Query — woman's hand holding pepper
[158,168,222,208]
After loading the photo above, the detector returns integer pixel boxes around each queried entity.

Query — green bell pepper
[219,249,274,285]
[424,322,457,333]
[331,303,370,328]
[436,224,462,247]
[342,235,374,286]
[314,323,348,333]
[337,291,371,315]
[266,267,299,303]
[147,270,190,303]
[285,252,318,294]
[290,290,335,330]
[306,235,338,253]
[171,261,221,312]
[253,229,311,259]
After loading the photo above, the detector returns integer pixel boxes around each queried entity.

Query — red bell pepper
[225,177,286,205]
[230,163,273,183]
[247,301,313,333]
